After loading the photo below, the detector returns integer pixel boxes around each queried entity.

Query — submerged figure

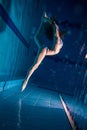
[21,12,64,92]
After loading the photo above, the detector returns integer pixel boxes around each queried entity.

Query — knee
[54,44,63,54]
[54,49,60,54]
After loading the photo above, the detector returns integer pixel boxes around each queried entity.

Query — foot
[21,79,28,92]
[43,12,48,19]
[42,12,51,23]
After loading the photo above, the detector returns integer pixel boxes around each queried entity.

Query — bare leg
[46,40,63,56]
[21,47,47,92]
[21,12,51,92]
[21,40,63,92]
[21,13,63,92]
[21,42,62,92]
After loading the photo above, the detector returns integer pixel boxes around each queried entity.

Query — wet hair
[44,21,67,41]
[44,22,54,41]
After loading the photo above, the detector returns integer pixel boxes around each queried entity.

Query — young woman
[21,12,63,92]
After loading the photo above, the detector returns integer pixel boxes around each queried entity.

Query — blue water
[0,0,87,130]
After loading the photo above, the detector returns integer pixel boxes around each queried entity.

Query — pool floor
[0,83,72,130]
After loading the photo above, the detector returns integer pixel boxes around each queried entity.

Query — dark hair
[44,22,54,41]
[44,22,67,41]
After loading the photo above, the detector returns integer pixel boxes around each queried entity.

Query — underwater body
[0,0,87,130]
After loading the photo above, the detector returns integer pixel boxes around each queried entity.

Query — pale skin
[21,12,63,92]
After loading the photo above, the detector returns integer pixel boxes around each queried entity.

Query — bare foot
[43,12,48,18]
[42,12,51,23]
[21,79,28,92]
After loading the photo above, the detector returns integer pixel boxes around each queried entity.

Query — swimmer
[21,12,64,92]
